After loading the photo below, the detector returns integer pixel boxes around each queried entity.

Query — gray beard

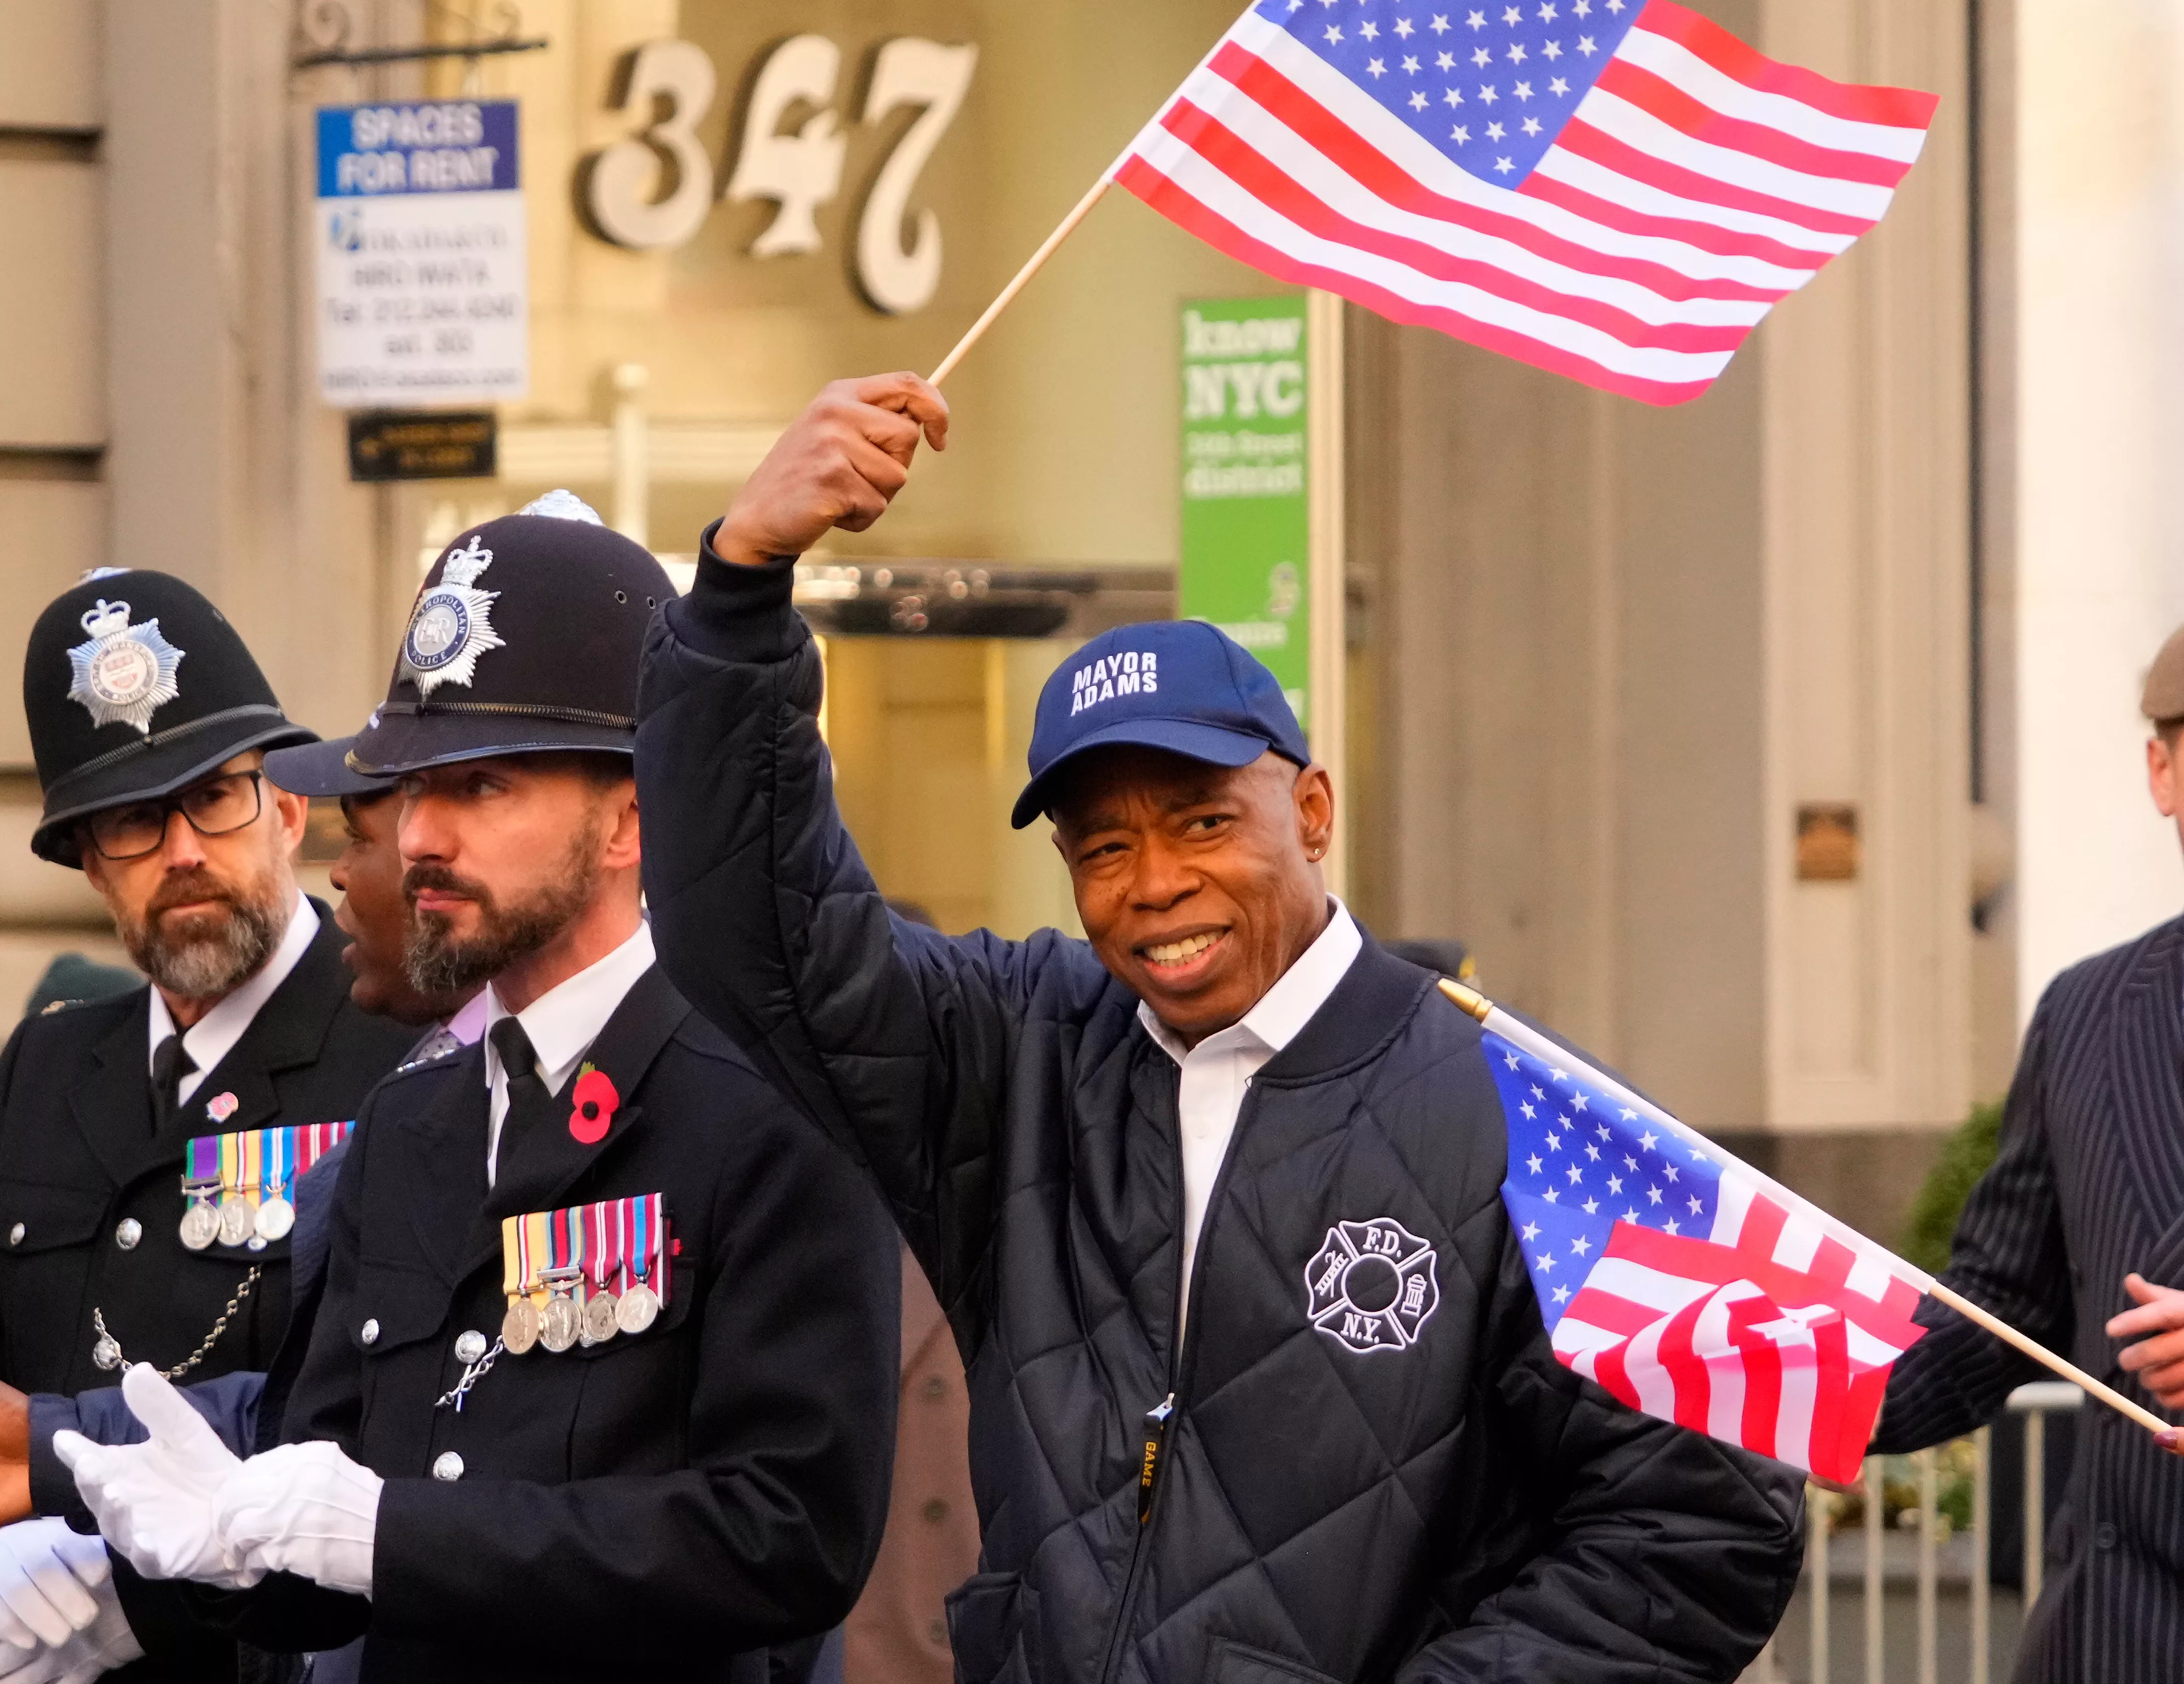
[121,886,288,1004]
[405,839,600,1000]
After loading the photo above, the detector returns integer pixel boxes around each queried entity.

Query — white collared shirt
[1139,900,1363,1342]
[482,922,655,1186]
[146,891,319,1108]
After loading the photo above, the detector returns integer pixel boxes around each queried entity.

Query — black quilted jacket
[635,532,1804,1684]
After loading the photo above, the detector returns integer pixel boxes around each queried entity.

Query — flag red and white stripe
[1550,1173,1927,1482]
[1112,0,1938,405]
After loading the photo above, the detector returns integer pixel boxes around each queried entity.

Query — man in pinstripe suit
[1870,626,2184,1679]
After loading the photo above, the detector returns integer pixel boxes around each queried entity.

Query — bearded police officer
[60,497,898,1684]
[1,571,415,1411]
[0,574,417,1681]
[632,378,1806,1684]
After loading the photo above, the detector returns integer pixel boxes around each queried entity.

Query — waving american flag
[1114,0,1938,404]
[1472,1004,1930,1483]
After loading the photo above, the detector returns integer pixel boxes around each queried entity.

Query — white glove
[51,1365,253,1589]
[0,1519,143,1684]
[213,1442,381,1600]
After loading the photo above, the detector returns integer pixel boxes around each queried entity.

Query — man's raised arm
[638,375,1047,1280]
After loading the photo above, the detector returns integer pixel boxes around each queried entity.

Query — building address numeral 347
[583,34,978,318]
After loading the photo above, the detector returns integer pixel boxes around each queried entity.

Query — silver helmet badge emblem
[66,600,184,734]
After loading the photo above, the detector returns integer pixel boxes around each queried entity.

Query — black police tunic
[0,905,415,1397]
[162,965,900,1684]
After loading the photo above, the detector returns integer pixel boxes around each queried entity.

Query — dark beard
[403,834,600,999]
[117,869,289,1002]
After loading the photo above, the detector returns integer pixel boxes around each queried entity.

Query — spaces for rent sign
[315,101,528,406]
[1178,296,1313,727]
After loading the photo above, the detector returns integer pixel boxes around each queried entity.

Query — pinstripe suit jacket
[1873,914,2184,1682]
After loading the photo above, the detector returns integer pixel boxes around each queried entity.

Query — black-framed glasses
[85,772,266,863]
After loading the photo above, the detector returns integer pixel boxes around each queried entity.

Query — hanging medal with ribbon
[178,1136,222,1252]
[501,1212,545,1355]
[617,1193,668,1336]
[255,1127,295,1243]
[215,1132,257,1249]
[539,1207,586,1353]
[582,1199,622,1346]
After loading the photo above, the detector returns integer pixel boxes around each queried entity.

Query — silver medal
[540,1294,583,1354]
[254,1196,295,1243]
[582,1292,618,1346]
[501,1298,541,1356]
[615,1281,661,1336]
[179,1199,219,1252]
[216,1195,254,1250]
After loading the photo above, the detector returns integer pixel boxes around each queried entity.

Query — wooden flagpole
[928,176,1114,387]
[1435,979,2171,1438]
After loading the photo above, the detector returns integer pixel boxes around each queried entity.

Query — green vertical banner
[1179,295,1313,728]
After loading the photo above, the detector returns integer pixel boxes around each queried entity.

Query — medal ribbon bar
[499,1194,671,1337]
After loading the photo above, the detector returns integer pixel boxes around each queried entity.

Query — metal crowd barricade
[1742,1383,2082,1683]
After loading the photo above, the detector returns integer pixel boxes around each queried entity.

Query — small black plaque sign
[347,411,497,482]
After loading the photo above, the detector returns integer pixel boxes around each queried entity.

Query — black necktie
[151,1034,197,1133]
[490,1018,552,1126]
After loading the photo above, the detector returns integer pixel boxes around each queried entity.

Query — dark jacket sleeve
[1870,989,2067,1452]
[636,526,1066,1294]
[30,1372,264,1526]
[211,1072,902,1668]
[1402,1222,1805,1681]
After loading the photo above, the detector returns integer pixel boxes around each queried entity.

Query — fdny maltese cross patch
[1305,1216,1440,1356]
[401,534,504,697]
[67,600,183,734]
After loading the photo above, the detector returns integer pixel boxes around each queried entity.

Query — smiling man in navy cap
[633,376,1805,1684]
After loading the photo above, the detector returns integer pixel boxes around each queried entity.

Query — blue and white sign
[315,100,528,406]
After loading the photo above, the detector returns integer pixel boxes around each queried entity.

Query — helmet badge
[66,600,184,735]
[401,534,505,697]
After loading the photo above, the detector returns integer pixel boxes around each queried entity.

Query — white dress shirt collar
[1138,899,1364,1069]
[146,891,319,1108]
[1139,901,1362,1344]
[482,921,656,1184]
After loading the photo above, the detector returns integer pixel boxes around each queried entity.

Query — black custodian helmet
[348,492,675,777]
[24,571,315,868]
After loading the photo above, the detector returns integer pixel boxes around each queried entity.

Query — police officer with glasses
[0,574,416,1683]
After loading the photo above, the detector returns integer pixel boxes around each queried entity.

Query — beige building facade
[0,0,2153,1232]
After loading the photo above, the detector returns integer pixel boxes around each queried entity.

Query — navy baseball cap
[1010,621,1312,829]
[264,732,391,800]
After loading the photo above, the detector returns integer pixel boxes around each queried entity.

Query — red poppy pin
[568,1064,619,1145]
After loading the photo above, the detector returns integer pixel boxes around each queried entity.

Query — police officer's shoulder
[379,1037,482,1090]
[665,1010,767,1076]
[16,983,144,1043]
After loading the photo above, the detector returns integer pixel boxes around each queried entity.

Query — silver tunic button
[361,1318,381,1345]
[432,1451,464,1482]
[115,1219,142,1251]
[7,1223,22,1247]
[454,1330,488,1364]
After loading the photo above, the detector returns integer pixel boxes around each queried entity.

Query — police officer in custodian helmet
[0,572,417,1679]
